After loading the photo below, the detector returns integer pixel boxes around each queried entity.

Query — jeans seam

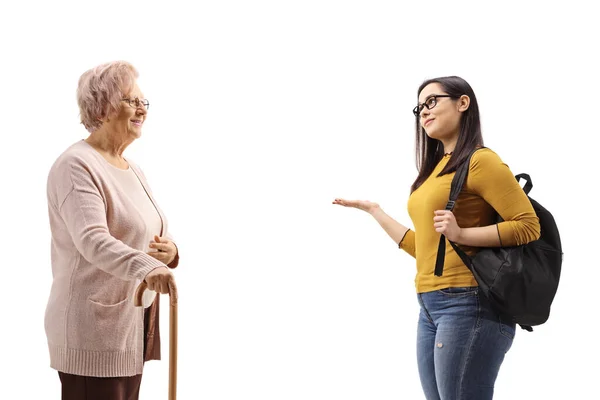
[456,290,482,399]
[418,293,435,324]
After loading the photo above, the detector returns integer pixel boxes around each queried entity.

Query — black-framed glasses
[413,95,455,116]
[122,97,150,110]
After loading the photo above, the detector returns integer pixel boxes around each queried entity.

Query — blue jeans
[416,287,515,400]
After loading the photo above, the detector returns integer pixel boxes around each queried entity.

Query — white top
[107,164,162,307]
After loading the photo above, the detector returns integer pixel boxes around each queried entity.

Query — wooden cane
[134,277,178,400]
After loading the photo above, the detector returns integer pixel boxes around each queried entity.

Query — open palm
[332,198,379,213]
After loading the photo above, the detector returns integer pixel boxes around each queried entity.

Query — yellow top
[399,148,540,293]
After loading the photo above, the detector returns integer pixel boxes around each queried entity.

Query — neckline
[107,163,132,172]
[79,140,165,236]
[81,140,130,171]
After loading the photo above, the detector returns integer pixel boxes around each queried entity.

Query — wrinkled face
[417,83,466,142]
[105,82,147,140]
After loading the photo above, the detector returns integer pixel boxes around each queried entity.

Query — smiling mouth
[424,119,434,127]
[131,120,143,126]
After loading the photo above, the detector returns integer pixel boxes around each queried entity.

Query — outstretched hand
[332,198,380,214]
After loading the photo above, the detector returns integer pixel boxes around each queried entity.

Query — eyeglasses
[413,95,455,117]
[122,97,150,110]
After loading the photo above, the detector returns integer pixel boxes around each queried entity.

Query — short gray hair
[76,61,139,132]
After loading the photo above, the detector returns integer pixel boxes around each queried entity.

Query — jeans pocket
[437,286,479,297]
[499,316,516,340]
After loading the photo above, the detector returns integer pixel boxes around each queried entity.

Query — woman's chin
[425,129,439,139]
[425,129,450,141]
[128,129,142,139]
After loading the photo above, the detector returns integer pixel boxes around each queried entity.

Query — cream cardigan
[45,140,178,377]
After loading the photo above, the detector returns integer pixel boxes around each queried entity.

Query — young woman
[333,76,540,400]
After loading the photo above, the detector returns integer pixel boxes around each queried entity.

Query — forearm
[457,224,502,247]
[76,225,165,280]
[62,189,166,280]
[369,207,410,245]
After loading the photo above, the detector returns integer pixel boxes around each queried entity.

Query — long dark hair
[410,76,483,193]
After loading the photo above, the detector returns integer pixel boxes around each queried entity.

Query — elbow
[398,230,417,258]
[528,215,542,242]
[77,226,118,263]
[532,219,541,241]
[515,216,541,245]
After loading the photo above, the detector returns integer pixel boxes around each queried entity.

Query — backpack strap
[515,173,533,195]
[434,149,478,277]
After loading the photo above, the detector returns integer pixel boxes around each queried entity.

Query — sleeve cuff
[167,242,179,269]
[398,229,416,258]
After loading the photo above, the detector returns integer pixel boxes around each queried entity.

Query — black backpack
[434,149,563,331]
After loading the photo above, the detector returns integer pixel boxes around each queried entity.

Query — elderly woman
[45,61,179,399]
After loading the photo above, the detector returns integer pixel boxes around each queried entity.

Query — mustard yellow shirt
[400,148,540,293]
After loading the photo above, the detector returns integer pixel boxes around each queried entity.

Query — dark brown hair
[410,76,484,193]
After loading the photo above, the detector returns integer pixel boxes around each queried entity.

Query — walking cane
[134,277,178,400]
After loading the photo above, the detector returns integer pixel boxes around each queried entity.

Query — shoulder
[47,141,94,205]
[48,141,92,180]
[47,141,105,196]
[50,141,99,172]
[469,147,508,171]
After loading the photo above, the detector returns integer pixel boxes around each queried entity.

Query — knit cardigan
[45,140,178,377]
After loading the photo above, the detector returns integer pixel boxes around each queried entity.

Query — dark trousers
[59,372,142,400]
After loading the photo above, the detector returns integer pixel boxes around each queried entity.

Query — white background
[1,0,598,399]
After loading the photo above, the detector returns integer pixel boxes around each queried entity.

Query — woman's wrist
[368,204,383,217]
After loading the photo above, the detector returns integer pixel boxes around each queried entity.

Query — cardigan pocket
[85,297,137,349]
[88,296,130,307]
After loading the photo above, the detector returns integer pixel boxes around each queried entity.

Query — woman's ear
[458,95,470,113]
